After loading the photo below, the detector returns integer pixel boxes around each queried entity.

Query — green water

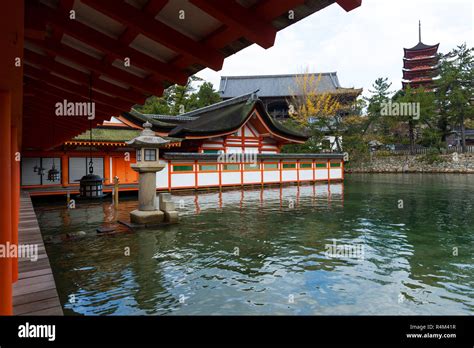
[35,174,473,315]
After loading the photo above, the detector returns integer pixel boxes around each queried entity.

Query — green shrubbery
[419,149,444,164]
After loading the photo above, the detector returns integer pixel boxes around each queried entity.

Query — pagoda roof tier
[402,80,436,89]
[404,43,439,59]
[403,54,438,61]
[403,69,439,80]
[403,65,439,72]
[403,58,439,70]
[403,76,438,83]
[404,41,439,51]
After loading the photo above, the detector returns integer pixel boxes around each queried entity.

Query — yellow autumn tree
[287,69,344,151]
[288,72,341,126]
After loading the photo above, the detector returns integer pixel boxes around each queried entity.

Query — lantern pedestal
[126,121,179,226]
[130,166,165,225]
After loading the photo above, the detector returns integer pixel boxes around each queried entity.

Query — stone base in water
[130,209,164,224]
[163,210,178,223]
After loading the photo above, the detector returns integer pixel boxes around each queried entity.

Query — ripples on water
[35,174,474,315]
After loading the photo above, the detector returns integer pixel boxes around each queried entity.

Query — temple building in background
[218,73,362,119]
[402,21,440,90]
[20,94,344,196]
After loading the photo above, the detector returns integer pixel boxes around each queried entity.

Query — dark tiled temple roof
[218,72,361,99]
[168,96,308,141]
[147,114,197,122]
[121,109,180,132]
[124,93,309,142]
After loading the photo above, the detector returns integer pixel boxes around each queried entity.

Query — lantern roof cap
[126,121,169,148]
[79,173,103,182]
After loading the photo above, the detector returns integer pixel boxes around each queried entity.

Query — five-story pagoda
[402,21,440,90]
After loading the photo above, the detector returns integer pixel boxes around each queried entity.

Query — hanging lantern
[79,173,103,198]
[79,157,104,198]
[47,161,60,182]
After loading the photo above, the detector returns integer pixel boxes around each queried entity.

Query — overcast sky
[196,0,473,98]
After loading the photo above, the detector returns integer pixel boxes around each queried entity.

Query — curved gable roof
[168,98,308,143]
[123,94,309,143]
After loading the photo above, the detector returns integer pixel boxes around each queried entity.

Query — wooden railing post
[113,176,119,206]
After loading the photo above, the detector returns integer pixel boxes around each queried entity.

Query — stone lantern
[126,121,169,224]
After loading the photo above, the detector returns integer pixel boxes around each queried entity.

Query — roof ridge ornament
[246,89,259,104]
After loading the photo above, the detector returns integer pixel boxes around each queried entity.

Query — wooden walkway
[12,192,63,315]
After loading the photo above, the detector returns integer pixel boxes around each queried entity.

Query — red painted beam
[24,112,107,131]
[24,50,146,105]
[26,38,163,96]
[336,0,362,12]
[189,0,277,49]
[22,113,87,135]
[25,87,124,120]
[23,120,86,139]
[172,0,307,69]
[24,65,132,111]
[24,97,111,123]
[25,85,118,122]
[22,106,112,149]
[27,3,188,85]
[103,0,169,64]
[25,84,121,119]
[80,0,224,71]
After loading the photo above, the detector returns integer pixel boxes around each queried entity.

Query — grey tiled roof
[218,72,342,98]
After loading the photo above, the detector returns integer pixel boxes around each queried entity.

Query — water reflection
[35,176,473,315]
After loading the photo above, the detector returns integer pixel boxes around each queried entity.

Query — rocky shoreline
[345,153,474,173]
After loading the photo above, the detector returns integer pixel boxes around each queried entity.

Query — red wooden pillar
[104,155,111,185]
[279,160,282,184]
[218,163,222,189]
[194,160,198,189]
[61,154,69,186]
[11,126,19,282]
[296,159,300,185]
[327,159,331,184]
[168,160,171,192]
[341,159,345,180]
[0,91,13,315]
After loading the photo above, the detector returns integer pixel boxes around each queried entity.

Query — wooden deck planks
[12,192,63,316]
